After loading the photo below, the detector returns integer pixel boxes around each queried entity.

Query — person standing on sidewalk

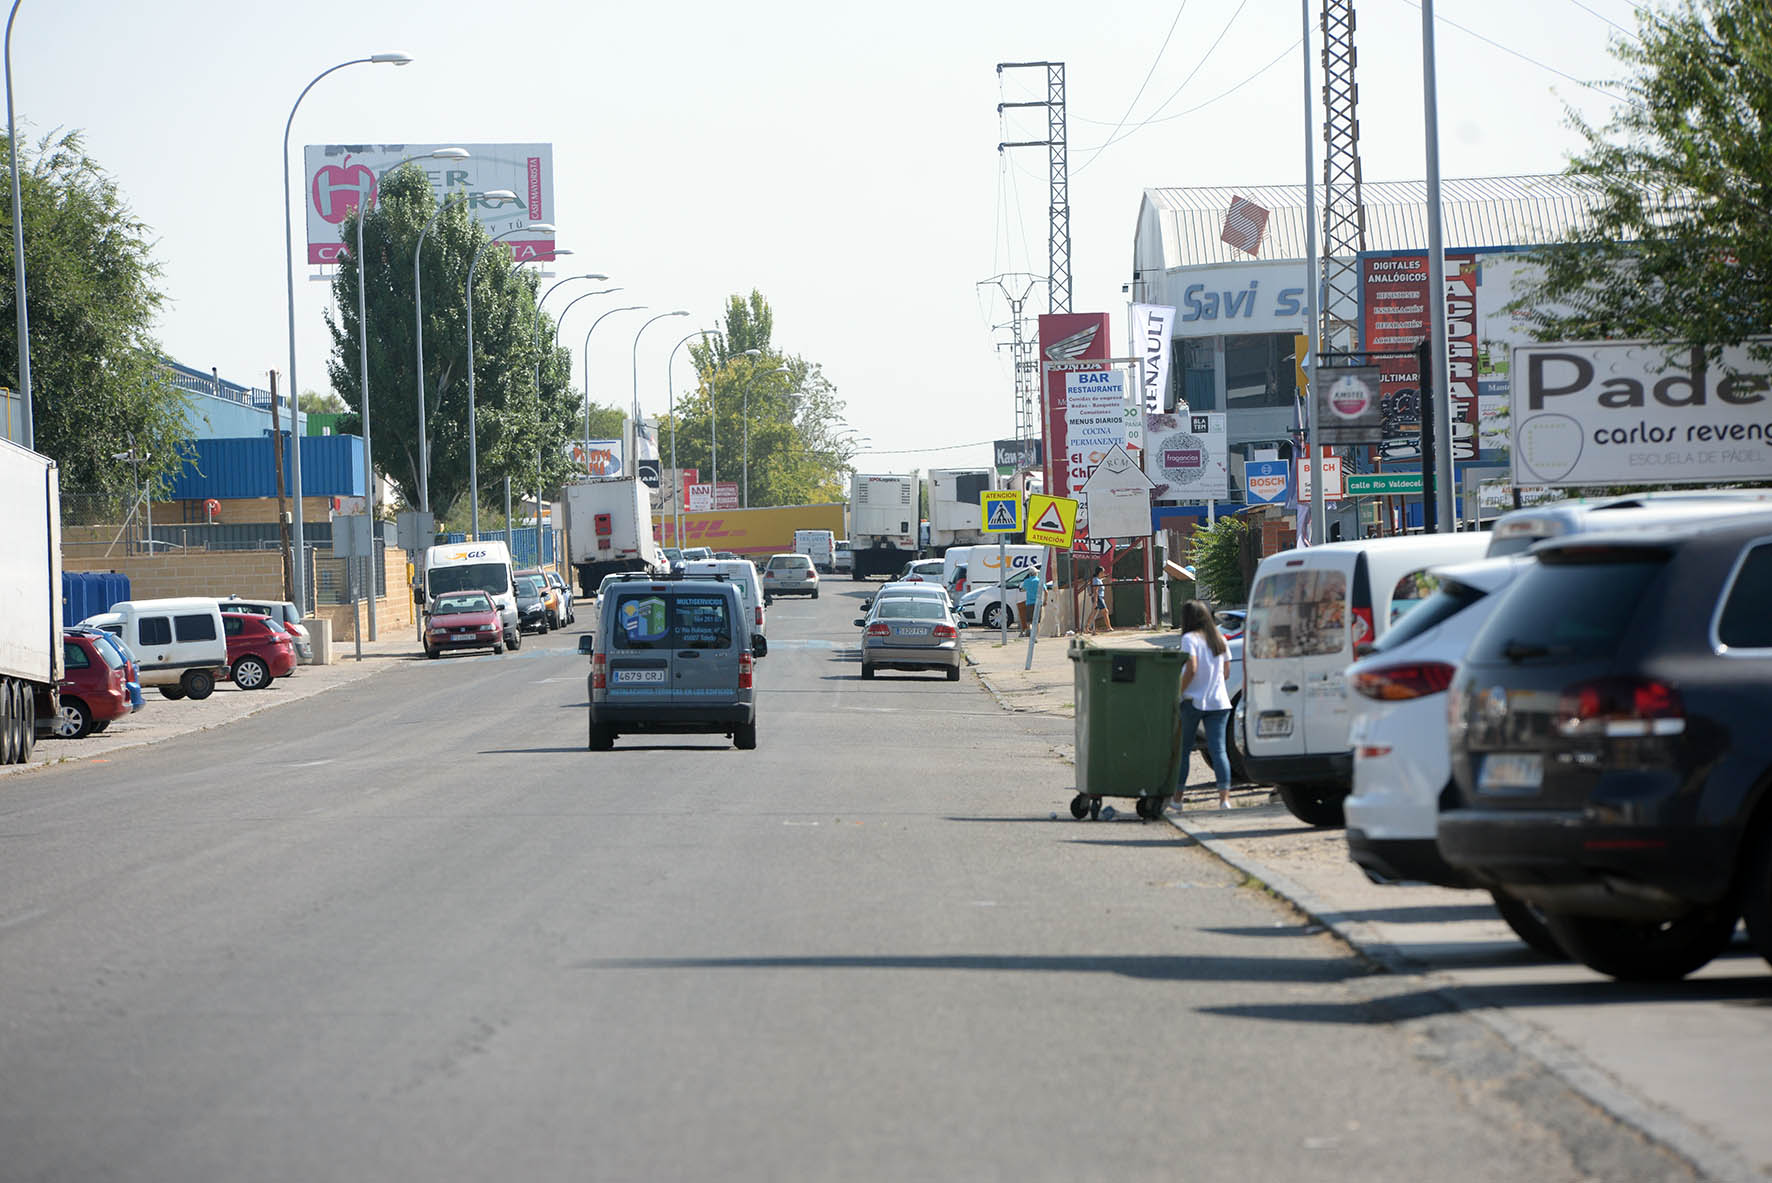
[1173,599,1233,810]
[1018,571,1040,637]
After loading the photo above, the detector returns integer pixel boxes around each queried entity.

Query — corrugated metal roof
[167,435,365,500]
[1138,174,1606,270]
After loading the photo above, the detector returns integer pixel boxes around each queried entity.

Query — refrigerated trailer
[849,473,918,580]
[0,439,61,763]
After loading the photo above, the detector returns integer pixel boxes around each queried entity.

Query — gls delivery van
[1240,533,1488,827]
[942,544,1043,600]
[421,541,521,650]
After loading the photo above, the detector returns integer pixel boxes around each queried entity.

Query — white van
[794,529,836,572]
[422,541,520,650]
[85,598,230,700]
[965,544,1044,594]
[1240,532,1489,826]
[681,559,767,645]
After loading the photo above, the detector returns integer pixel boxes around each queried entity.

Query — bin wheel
[1088,796,1102,820]
[1136,796,1168,820]
[1069,794,1090,820]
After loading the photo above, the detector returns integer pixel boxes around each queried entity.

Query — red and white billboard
[302,143,556,265]
[1038,311,1112,500]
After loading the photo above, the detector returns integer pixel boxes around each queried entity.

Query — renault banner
[1130,303,1177,412]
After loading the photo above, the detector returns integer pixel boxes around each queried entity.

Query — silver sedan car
[857,596,961,681]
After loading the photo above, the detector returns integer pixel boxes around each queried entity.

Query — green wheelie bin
[1068,639,1187,821]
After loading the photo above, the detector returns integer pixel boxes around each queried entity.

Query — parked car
[897,558,945,584]
[681,547,715,563]
[1484,491,1772,557]
[858,582,950,621]
[661,547,684,569]
[423,591,505,658]
[1213,608,1247,640]
[681,559,767,647]
[857,595,961,681]
[50,631,132,739]
[66,625,142,717]
[221,612,298,690]
[713,551,739,561]
[582,573,760,750]
[957,567,1041,629]
[515,567,564,629]
[217,596,314,663]
[81,598,231,701]
[513,575,553,635]
[762,553,819,600]
[833,540,854,574]
[1340,556,1561,957]
[1440,512,1772,980]
[546,569,576,625]
[1239,532,1490,826]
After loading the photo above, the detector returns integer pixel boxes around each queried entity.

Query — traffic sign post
[1022,494,1079,670]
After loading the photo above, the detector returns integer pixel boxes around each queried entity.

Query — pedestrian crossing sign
[980,490,1023,533]
[1025,494,1079,548]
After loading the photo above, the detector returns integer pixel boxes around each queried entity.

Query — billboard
[302,143,555,265]
[1038,312,1112,499]
[1314,365,1384,444]
[1144,411,1229,501]
[1511,340,1772,486]
[568,438,623,478]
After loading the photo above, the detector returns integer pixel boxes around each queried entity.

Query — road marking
[279,759,334,768]
[783,820,819,827]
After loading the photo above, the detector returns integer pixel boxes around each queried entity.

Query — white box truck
[926,467,998,552]
[849,473,919,581]
[793,528,835,572]
[564,477,664,595]
[1,438,61,763]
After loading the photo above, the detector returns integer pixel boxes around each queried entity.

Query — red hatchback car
[54,632,132,739]
[424,591,505,658]
[221,612,298,690]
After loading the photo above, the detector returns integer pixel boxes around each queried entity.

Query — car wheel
[1276,783,1346,828]
[1543,907,1738,981]
[159,685,188,701]
[982,603,1003,630]
[812,589,819,600]
[508,633,522,652]
[734,721,758,750]
[91,720,110,735]
[1226,696,1249,783]
[861,664,875,680]
[232,655,271,691]
[851,571,862,582]
[425,643,440,659]
[946,665,961,682]
[17,687,32,762]
[588,721,614,751]
[54,697,91,740]
[182,669,215,701]
[493,642,506,655]
[1739,828,1772,970]
[1489,891,1567,959]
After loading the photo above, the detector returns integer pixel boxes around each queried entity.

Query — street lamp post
[414,186,520,522]
[742,365,791,509]
[5,0,32,449]
[527,272,609,566]
[580,304,645,466]
[666,329,717,547]
[353,147,466,641]
[283,50,412,617]
[466,221,555,537]
[629,309,689,485]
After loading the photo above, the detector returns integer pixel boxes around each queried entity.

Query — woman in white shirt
[1174,599,1234,810]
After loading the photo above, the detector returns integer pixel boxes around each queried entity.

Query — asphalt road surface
[0,587,1698,1182]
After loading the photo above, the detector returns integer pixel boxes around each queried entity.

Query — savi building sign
[1511,340,1772,485]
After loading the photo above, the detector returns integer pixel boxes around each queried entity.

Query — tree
[300,390,345,414]
[661,290,853,506]
[0,130,190,512]
[323,166,582,525]
[1516,0,1772,359]
[1188,516,1249,605]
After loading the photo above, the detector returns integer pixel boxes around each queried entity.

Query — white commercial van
[681,559,767,647]
[422,541,521,650]
[1240,532,1489,827]
[85,598,230,700]
[793,529,836,572]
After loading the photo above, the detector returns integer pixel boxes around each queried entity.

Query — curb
[1166,812,1763,1183]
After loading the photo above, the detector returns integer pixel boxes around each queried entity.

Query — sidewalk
[6,632,423,778]
[960,625,1772,1182]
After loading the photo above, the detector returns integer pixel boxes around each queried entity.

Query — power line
[1396,0,1640,108]
[1566,0,1639,43]
[1075,1,1189,173]
[1075,37,1300,140]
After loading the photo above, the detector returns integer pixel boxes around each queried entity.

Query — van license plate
[1256,713,1292,738]
[613,669,666,684]
[1478,752,1542,793]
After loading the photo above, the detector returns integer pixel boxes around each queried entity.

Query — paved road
[0,587,1697,1181]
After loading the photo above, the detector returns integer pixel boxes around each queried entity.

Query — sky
[12,0,1643,480]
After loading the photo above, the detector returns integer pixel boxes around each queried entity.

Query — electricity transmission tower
[1318,0,1368,360]
[995,61,1071,315]
[978,273,1042,441]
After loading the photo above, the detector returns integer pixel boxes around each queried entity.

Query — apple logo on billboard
[312,154,376,224]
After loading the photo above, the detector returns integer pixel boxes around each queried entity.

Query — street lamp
[742,364,793,508]
[353,146,466,641]
[580,304,645,466]
[630,310,689,477]
[467,220,556,537]
[5,0,31,448]
[528,272,611,565]
[666,328,718,546]
[413,186,522,520]
[282,50,412,617]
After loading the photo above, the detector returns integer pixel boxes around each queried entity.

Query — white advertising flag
[1131,303,1177,412]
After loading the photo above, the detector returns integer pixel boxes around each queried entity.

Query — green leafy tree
[0,130,189,512]
[299,390,345,414]
[1516,0,1772,358]
[323,166,583,524]
[1188,515,1249,605]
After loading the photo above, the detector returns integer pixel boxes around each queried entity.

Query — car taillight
[755,606,763,626]
[764,570,775,579]
[866,622,890,637]
[1350,661,1455,701]
[1350,604,1374,649]
[739,652,753,690]
[1555,676,1685,738]
[932,624,956,640]
[592,653,607,690]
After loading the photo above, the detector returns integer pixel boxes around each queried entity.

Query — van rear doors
[1243,554,1358,764]
[605,589,674,701]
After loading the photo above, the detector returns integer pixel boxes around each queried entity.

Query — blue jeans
[1178,701,1232,791]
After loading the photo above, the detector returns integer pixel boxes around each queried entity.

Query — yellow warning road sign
[1025,494,1079,548]
[980,490,1023,533]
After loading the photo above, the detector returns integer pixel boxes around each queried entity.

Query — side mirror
[861,597,873,609]
[752,634,768,658]
[852,618,866,628]
[577,635,595,656]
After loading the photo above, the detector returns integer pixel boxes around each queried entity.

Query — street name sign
[1346,472,1423,496]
